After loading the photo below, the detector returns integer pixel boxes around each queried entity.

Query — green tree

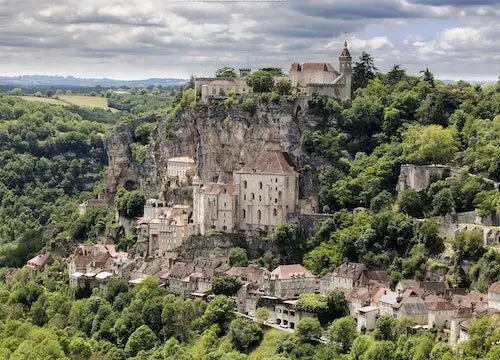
[420,68,435,88]
[212,276,242,296]
[373,315,396,341]
[273,79,292,95]
[255,307,269,324]
[350,335,374,360]
[228,247,249,267]
[417,220,444,255]
[402,124,458,165]
[295,318,322,343]
[398,188,425,218]
[125,325,157,357]
[69,337,92,360]
[139,87,149,95]
[228,317,263,353]
[9,88,23,96]
[326,316,357,353]
[116,190,146,219]
[352,52,377,91]
[260,67,282,76]
[216,67,237,78]
[246,70,274,93]
[432,188,455,216]
[199,295,236,334]
[453,230,485,261]
[385,65,406,86]
[362,341,396,360]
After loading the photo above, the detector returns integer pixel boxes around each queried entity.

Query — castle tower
[339,41,352,100]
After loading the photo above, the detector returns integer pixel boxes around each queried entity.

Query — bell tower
[339,41,352,100]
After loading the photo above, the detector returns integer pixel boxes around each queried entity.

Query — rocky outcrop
[105,97,328,202]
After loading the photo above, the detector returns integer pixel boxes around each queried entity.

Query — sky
[0,0,499,81]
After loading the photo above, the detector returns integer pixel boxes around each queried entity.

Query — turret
[339,41,352,100]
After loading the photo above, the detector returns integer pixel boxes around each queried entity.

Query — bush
[116,190,146,219]
[228,318,263,352]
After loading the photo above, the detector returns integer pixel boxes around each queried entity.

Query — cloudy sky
[0,0,499,80]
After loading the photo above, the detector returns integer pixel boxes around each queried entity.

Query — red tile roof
[236,151,297,176]
[429,300,456,311]
[203,183,237,196]
[270,264,315,280]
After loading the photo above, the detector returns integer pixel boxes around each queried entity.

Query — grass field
[249,328,284,360]
[58,95,118,112]
[18,95,118,112]
[20,96,68,106]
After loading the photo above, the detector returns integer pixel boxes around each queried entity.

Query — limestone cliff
[106,97,329,203]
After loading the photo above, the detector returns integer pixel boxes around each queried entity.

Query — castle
[195,42,352,102]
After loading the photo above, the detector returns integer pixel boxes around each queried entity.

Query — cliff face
[106,97,327,202]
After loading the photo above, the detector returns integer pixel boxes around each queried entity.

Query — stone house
[357,306,379,332]
[147,205,191,257]
[488,281,500,310]
[234,151,299,234]
[274,299,317,330]
[289,42,352,101]
[196,73,253,103]
[264,264,317,299]
[192,183,238,235]
[320,262,367,293]
[347,283,385,316]
[26,252,53,271]
[143,198,167,221]
[380,289,428,325]
[449,307,473,346]
[160,262,195,297]
[428,300,456,328]
[167,157,196,185]
[68,244,128,278]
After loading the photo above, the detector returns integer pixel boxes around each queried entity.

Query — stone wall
[397,164,451,193]
[175,232,276,263]
[287,213,331,236]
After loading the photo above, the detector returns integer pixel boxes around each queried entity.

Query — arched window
[257,210,261,221]
[244,181,247,189]
[259,181,263,190]
[273,209,277,216]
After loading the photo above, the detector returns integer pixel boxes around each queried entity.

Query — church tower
[339,41,352,100]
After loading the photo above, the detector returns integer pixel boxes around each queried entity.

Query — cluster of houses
[194,42,352,103]
[60,241,500,347]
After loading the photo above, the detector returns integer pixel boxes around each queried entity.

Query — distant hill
[0,75,188,88]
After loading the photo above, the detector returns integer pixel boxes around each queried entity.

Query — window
[259,181,263,189]
[252,193,255,200]
[242,209,246,219]
[275,178,278,183]
[244,194,246,201]
[259,195,262,202]
[224,202,227,207]
[244,181,247,189]
[275,198,277,203]
[273,209,277,216]
[257,210,261,221]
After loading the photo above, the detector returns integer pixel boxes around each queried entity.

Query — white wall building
[357,306,379,332]
[167,157,196,184]
[488,281,500,310]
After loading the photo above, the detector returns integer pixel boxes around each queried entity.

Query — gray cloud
[0,0,498,80]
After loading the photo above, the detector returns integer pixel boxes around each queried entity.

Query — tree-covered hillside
[0,96,125,266]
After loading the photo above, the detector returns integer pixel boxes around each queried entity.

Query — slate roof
[332,262,367,280]
[236,151,297,176]
[290,63,335,72]
[428,301,456,311]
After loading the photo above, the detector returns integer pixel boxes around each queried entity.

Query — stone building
[320,262,367,293]
[274,299,317,330]
[148,205,191,257]
[167,157,196,184]
[488,281,500,310]
[428,300,456,328]
[289,42,352,101]
[192,183,238,235]
[264,264,318,299]
[195,69,253,102]
[234,151,299,234]
[143,198,167,221]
